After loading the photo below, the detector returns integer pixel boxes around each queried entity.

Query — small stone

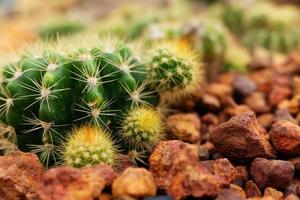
[213,158,237,184]
[250,69,273,93]
[229,184,247,199]
[112,168,156,199]
[274,109,297,125]
[233,75,256,96]
[270,120,300,156]
[224,104,253,119]
[269,86,291,106]
[166,113,201,143]
[234,166,249,187]
[202,94,221,111]
[278,95,300,114]
[245,92,270,113]
[207,83,232,99]
[0,152,43,200]
[246,180,262,198]
[211,112,276,160]
[38,164,117,200]
[216,189,244,200]
[263,187,283,200]
[257,114,274,129]
[250,158,295,190]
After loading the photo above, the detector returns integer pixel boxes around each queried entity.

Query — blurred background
[0,0,300,81]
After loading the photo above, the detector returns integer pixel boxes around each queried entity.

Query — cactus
[63,125,117,168]
[147,40,203,101]
[198,23,227,61]
[222,4,245,35]
[120,106,165,151]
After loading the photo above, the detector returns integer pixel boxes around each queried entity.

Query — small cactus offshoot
[121,106,165,151]
[63,125,117,168]
[148,40,203,101]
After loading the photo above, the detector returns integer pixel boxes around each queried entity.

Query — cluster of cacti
[0,35,203,168]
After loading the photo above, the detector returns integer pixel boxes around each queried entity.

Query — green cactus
[120,106,165,151]
[63,125,117,168]
[147,40,203,101]
[222,4,245,35]
[198,23,227,61]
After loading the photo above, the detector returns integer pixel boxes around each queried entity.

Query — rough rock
[0,151,43,200]
[250,158,295,190]
[246,180,262,198]
[149,140,227,200]
[112,168,156,199]
[211,112,276,159]
[149,140,200,189]
[166,113,201,143]
[270,120,300,156]
[38,164,117,200]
